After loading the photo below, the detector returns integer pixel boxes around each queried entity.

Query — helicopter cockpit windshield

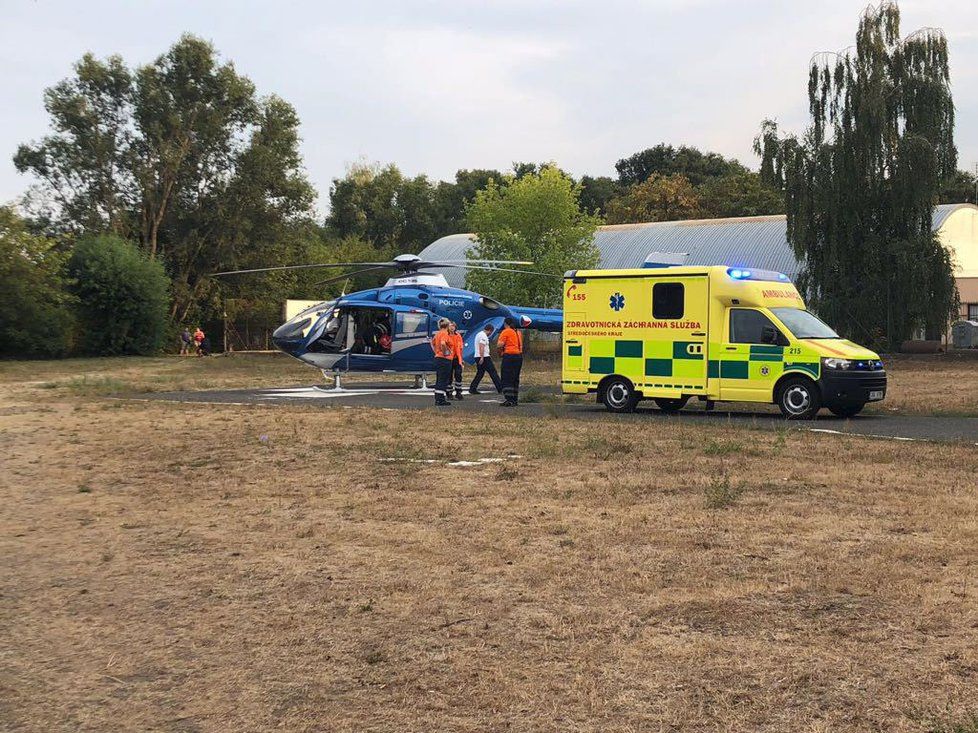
[306,306,392,356]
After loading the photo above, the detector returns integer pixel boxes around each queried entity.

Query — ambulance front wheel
[776,376,821,420]
[829,403,864,418]
[601,377,639,413]
[654,397,689,413]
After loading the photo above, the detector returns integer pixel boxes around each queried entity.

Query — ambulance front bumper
[818,369,887,407]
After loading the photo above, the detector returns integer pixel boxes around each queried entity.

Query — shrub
[68,235,169,355]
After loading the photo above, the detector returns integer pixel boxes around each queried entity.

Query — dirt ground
[1,356,977,732]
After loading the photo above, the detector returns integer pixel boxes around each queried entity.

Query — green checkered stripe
[564,340,819,387]
[580,338,706,390]
[705,344,819,380]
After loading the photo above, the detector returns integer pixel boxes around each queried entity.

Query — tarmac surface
[137,382,978,444]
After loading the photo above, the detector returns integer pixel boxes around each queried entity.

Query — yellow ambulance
[561,265,886,419]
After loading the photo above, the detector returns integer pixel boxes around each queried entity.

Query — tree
[68,235,170,355]
[696,172,784,218]
[0,207,75,358]
[15,35,316,325]
[939,169,977,205]
[579,175,622,216]
[433,168,502,234]
[604,174,701,224]
[14,53,134,236]
[755,2,959,348]
[465,166,600,308]
[615,144,747,187]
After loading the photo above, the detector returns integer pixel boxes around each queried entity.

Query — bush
[0,207,76,358]
[68,235,169,355]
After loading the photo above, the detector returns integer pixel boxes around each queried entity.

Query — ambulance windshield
[771,308,839,339]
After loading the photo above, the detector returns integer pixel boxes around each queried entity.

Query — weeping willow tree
[756,2,959,349]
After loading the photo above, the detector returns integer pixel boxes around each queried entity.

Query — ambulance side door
[718,307,788,402]
[644,275,709,393]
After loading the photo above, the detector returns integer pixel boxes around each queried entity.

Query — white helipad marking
[808,428,917,442]
[256,386,433,400]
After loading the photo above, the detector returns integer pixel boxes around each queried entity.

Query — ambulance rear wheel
[776,377,821,420]
[601,377,638,413]
[654,397,689,413]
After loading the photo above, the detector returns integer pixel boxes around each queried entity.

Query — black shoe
[468,389,480,395]
[500,400,516,407]
[455,391,464,400]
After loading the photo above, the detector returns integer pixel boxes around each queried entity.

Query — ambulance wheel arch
[774,373,822,420]
[598,375,640,413]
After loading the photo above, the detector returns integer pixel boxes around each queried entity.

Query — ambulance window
[652,282,684,319]
[730,309,784,344]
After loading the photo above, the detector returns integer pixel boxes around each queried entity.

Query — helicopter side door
[392,311,433,370]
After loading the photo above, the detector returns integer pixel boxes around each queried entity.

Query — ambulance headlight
[821,357,853,370]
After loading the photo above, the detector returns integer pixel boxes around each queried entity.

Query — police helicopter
[211,254,562,388]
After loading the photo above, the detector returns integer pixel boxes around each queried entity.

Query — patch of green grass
[77,484,92,494]
[58,375,134,396]
[704,467,742,509]
[925,712,978,733]
[702,439,745,457]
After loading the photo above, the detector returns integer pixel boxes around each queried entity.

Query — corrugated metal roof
[419,204,970,288]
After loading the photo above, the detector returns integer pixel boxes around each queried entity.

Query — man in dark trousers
[469,323,501,395]
[430,318,454,406]
[496,317,524,407]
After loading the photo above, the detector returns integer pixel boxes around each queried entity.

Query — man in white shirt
[468,323,502,395]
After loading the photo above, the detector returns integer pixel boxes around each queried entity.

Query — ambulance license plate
[869,390,884,401]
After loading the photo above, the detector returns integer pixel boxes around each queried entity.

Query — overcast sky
[2,0,976,212]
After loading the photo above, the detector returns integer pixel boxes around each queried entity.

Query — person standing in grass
[193,327,205,355]
[430,318,454,407]
[180,327,192,355]
[497,317,524,407]
[469,323,501,395]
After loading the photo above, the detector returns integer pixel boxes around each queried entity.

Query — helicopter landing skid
[318,371,431,392]
[321,370,345,391]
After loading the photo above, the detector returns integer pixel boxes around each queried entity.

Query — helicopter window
[396,312,429,336]
[480,296,501,310]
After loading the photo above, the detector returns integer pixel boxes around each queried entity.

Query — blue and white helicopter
[212,254,562,388]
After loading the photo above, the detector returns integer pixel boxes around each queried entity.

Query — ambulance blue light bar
[726,267,791,283]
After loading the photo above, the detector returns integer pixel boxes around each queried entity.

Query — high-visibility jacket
[450,332,464,362]
[431,330,454,359]
[497,326,523,355]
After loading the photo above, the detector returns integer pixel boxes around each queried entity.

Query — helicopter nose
[271,318,310,354]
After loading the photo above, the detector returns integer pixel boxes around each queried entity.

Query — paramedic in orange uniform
[430,318,454,406]
[497,317,524,407]
[448,321,465,400]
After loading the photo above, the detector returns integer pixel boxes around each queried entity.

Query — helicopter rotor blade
[423,259,534,266]
[311,265,394,287]
[209,262,392,277]
[434,263,562,279]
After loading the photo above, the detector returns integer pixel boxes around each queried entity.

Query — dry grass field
[2,355,978,732]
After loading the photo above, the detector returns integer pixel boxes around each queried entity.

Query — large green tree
[15,35,315,325]
[0,207,76,358]
[604,173,701,224]
[755,3,959,347]
[465,166,600,308]
[615,144,747,187]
